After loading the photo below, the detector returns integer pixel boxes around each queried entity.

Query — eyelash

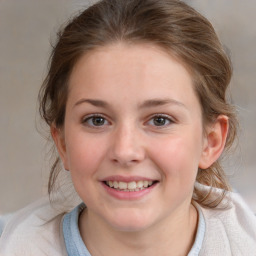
[82,114,110,128]
[81,113,175,128]
[146,114,175,128]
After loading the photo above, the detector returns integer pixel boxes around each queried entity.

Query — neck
[79,204,198,256]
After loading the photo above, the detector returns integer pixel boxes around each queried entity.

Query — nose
[109,123,146,167]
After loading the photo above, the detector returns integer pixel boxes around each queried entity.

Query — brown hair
[39,0,238,208]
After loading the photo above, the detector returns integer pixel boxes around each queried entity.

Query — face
[55,43,210,232]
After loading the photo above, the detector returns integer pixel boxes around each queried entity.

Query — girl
[0,0,255,255]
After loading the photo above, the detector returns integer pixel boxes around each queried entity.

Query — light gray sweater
[0,187,255,256]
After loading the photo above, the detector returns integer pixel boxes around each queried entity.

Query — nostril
[111,157,141,167]
[109,132,146,165]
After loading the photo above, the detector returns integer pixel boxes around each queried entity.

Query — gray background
[0,0,255,214]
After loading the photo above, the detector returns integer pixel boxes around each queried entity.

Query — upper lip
[101,175,158,183]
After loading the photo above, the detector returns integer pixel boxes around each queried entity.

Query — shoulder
[0,196,70,256]
[198,187,256,255]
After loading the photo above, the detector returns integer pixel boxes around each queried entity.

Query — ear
[199,115,229,169]
[51,125,69,170]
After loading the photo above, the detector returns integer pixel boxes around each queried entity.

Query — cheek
[149,135,202,209]
[65,133,106,177]
[149,135,202,181]
[65,135,108,201]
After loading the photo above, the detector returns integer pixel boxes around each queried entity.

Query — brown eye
[153,117,167,126]
[92,117,105,126]
[147,114,174,127]
[82,115,109,127]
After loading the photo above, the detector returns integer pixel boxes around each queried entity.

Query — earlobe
[51,125,69,170]
[199,115,229,169]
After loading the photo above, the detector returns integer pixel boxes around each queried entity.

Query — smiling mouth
[104,180,158,192]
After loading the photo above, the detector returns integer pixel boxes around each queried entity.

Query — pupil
[93,117,104,126]
[154,117,165,126]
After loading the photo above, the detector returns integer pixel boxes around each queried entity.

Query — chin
[106,211,154,232]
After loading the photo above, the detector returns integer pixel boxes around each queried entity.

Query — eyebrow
[73,98,187,110]
[74,99,110,108]
[138,98,187,109]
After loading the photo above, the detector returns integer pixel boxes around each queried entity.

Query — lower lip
[102,182,158,200]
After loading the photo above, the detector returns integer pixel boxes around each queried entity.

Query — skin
[52,43,228,256]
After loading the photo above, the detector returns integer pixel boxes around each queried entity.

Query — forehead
[67,42,200,111]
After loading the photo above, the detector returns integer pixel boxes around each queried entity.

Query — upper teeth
[106,180,153,190]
